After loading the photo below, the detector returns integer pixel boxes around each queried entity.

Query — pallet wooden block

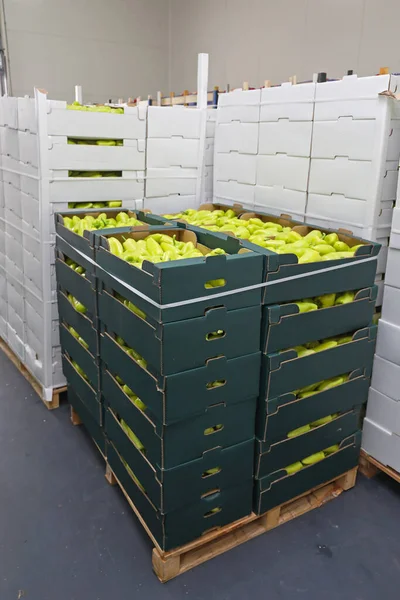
[105,463,358,583]
[70,406,82,426]
[359,449,400,483]
[0,336,66,410]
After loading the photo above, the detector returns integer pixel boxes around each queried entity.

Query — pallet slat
[0,336,66,409]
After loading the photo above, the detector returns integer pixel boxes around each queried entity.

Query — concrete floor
[1,350,400,600]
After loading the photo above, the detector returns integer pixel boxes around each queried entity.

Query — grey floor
[1,351,400,600]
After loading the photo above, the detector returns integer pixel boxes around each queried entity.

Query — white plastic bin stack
[0,95,46,369]
[0,90,146,400]
[200,108,217,203]
[362,204,400,470]
[305,74,400,306]
[214,88,261,208]
[0,151,5,340]
[144,105,206,214]
[255,81,315,221]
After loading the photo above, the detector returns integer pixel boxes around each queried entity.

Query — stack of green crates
[55,225,102,436]
[238,216,381,515]
[55,209,154,454]
[95,226,264,551]
[55,202,383,550]
[136,206,382,515]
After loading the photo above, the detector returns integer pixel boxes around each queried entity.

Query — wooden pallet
[68,405,358,582]
[0,336,66,409]
[105,461,358,583]
[359,449,400,483]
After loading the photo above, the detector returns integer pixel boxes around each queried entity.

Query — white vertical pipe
[197,53,209,109]
[74,85,83,104]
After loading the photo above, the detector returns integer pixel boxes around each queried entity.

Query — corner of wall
[168,0,172,93]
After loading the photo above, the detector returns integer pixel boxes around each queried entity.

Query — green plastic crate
[254,432,361,515]
[255,409,362,479]
[105,408,254,513]
[57,289,99,357]
[103,368,257,469]
[94,227,264,320]
[55,250,97,318]
[261,326,376,400]
[98,289,261,375]
[60,323,100,390]
[256,368,370,442]
[55,209,156,263]
[107,442,253,551]
[262,287,376,354]
[100,331,261,424]
[68,386,105,455]
[61,354,102,425]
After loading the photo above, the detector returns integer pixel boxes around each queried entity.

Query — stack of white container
[200,109,217,204]
[0,123,5,341]
[255,81,315,221]
[362,204,400,469]
[305,73,400,307]
[213,88,260,208]
[144,105,206,214]
[0,89,146,400]
[212,75,400,306]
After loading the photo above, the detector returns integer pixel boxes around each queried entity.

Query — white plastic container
[260,81,316,122]
[143,194,198,215]
[215,122,259,155]
[385,248,400,288]
[48,171,145,203]
[367,388,400,433]
[371,355,400,401]
[147,105,202,139]
[306,74,400,232]
[376,319,400,366]
[381,285,400,327]
[362,418,400,472]
[0,220,5,269]
[7,322,25,361]
[214,89,260,207]
[46,100,147,140]
[390,206,400,249]
[47,137,146,171]
[146,138,200,169]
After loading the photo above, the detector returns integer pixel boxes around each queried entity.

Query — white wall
[169,0,400,92]
[5,0,400,103]
[3,0,170,102]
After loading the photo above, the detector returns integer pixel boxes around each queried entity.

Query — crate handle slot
[204,507,222,518]
[204,278,227,290]
[202,466,221,478]
[204,424,224,436]
[206,330,226,341]
[206,379,227,390]
[201,488,221,499]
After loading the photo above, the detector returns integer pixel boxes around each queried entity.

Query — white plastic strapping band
[56,234,377,310]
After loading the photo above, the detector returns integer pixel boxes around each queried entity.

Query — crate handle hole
[206,330,226,341]
[206,379,227,390]
[204,278,226,290]
[204,507,222,518]
[201,488,221,499]
[204,424,223,436]
[202,466,221,478]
